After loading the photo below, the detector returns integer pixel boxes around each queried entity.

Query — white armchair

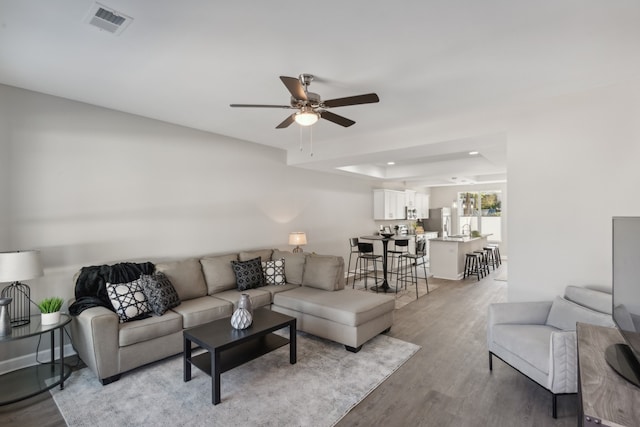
[487,286,615,418]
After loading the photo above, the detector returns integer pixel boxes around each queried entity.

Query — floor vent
[84,2,133,35]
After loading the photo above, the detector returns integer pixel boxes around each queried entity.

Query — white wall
[0,89,9,250]
[508,80,640,301]
[0,84,378,362]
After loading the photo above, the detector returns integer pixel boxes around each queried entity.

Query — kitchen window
[457,191,502,241]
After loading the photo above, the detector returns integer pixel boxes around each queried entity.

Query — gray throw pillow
[139,272,181,316]
[545,296,615,331]
[231,257,265,291]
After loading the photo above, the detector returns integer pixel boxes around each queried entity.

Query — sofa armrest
[548,330,578,394]
[70,306,120,381]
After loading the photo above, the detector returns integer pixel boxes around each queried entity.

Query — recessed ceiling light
[469,151,479,156]
[387,161,395,165]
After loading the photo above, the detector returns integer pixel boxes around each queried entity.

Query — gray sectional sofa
[70,248,395,385]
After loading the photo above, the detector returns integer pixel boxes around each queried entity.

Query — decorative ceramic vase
[230,308,253,329]
[0,297,12,337]
[41,311,61,326]
[237,293,253,315]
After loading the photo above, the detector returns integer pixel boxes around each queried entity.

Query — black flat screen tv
[606,217,640,387]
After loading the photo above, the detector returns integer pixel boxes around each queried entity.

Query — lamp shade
[0,250,44,283]
[288,232,307,246]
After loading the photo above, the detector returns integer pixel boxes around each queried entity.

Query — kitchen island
[429,235,490,280]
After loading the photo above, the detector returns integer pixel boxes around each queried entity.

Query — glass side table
[0,314,72,405]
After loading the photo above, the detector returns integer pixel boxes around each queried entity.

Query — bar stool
[474,250,490,277]
[355,242,381,291]
[398,239,429,298]
[483,246,498,271]
[346,238,360,287]
[464,253,483,281]
[387,239,409,284]
[486,244,502,266]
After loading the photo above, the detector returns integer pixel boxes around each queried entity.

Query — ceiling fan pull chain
[299,125,303,151]
[310,126,313,157]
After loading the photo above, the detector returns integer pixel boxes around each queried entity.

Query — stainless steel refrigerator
[423,207,451,237]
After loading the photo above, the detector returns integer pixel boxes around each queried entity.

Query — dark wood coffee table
[183,308,296,404]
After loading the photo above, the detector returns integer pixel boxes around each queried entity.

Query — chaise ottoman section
[272,287,394,352]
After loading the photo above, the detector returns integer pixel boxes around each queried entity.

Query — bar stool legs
[398,253,429,298]
[464,253,483,281]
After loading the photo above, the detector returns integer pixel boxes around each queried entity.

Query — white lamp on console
[288,232,307,253]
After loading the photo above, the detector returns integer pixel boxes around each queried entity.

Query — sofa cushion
[212,288,272,310]
[564,285,612,314]
[273,287,394,327]
[170,296,233,328]
[119,309,183,347]
[139,272,181,316]
[302,254,344,291]
[154,258,207,301]
[239,249,273,262]
[545,296,615,331]
[260,283,300,299]
[272,250,305,285]
[262,258,286,285]
[200,254,238,294]
[231,257,265,290]
[491,324,555,374]
[106,279,152,323]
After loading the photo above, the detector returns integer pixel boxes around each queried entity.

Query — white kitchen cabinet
[415,193,430,219]
[373,189,406,220]
[404,190,416,208]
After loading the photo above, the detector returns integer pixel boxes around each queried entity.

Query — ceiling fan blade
[276,114,296,129]
[323,93,380,108]
[280,76,307,101]
[230,104,292,109]
[321,111,355,127]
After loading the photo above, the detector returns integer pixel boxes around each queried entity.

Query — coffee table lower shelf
[189,333,289,375]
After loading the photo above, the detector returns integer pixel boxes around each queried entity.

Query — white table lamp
[289,232,307,253]
[0,250,44,326]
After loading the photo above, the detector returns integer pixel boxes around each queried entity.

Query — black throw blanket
[69,262,155,315]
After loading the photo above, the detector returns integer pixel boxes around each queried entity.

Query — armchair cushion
[492,324,556,375]
[545,296,615,331]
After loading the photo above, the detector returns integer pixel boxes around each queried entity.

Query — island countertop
[429,234,492,243]
[429,234,491,280]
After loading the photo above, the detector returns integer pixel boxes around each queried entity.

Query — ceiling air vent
[84,2,133,35]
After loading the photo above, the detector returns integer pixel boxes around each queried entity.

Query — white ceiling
[2,1,640,188]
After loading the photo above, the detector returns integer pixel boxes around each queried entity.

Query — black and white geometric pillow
[262,258,286,285]
[139,272,181,316]
[106,279,152,323]
[231,257,265,291]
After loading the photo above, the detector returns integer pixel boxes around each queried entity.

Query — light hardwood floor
[1,262,577,426]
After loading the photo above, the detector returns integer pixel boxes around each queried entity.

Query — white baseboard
[0,343,76,375]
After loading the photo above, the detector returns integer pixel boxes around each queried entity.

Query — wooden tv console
[577,323,640,426]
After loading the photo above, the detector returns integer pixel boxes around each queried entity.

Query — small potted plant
[38,297,64,325]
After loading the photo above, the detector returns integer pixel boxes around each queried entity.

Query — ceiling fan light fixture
[294,107,319,126]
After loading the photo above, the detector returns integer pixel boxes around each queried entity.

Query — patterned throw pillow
[262,258,286,285]
[231,257,265,291]
[106,279,152,323]
[139,272,181,316]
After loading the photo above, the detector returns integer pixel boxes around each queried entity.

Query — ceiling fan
[230,74,380,129]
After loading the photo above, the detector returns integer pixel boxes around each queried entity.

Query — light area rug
[350,277,440,310]
[51,331,420,427]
